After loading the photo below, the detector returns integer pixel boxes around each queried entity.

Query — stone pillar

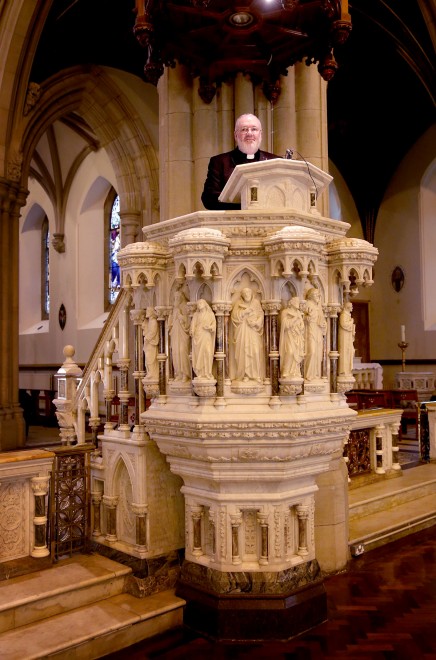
[295,62,329,216]
[158,65,194,221]
[314,457,350,572]
[193,77,217,211]
[120,210,141,248]
[0,179,28,450]
[272,68,297,158]
[30,476,50,557]
[234,73,254,120]
[103,495,118,542]
[91,491,102,537]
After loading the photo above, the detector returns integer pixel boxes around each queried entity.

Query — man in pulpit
[201,113,280,210]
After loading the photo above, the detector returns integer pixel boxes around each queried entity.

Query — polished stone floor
[102,524,436,659]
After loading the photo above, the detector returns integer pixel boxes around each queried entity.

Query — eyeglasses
[237,126,261,134]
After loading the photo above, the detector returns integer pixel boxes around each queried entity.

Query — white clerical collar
[246,154,255,159]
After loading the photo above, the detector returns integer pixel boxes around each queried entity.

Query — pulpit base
[176,560,327,642]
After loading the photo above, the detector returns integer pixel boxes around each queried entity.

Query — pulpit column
[103,495,118,542]
[296,504,310,557]
[257,512,269,565]
[156,307,170,397]
[91,491,102,537]
[230,512,242,565]
[328,306,339,393]
[265,302,281,395]
[212,303,227,398]
[191,505,203,557]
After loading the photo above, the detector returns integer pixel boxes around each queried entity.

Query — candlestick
[398,341,408,372]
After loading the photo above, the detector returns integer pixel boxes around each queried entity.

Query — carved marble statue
[190,299,216,380]
[279,297,305,378]
[168,289,191,382]
[142,307,159,380]
[230,287,264,382]
[338,301,355,376]
[304,288,327,380]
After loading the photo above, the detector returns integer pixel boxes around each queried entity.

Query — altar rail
[345,409,402,481]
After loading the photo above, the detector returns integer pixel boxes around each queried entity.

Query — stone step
[0,554,131,633]
[348,463,436,554]
[0,588,185,660]
[348,463,436,521]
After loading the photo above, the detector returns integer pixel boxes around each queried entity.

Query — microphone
[285,148,293,159]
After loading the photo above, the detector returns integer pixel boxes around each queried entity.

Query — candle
[401,325,406,342]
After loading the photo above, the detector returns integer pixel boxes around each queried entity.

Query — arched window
[107,192,121,306]
[41,216,49,319]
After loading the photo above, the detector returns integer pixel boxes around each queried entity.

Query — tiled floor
[102,524,436,659]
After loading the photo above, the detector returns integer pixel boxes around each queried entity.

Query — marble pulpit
[117,157,378,641]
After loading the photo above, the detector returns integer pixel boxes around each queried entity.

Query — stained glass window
[41,216,50,319]
[109,195,121,304]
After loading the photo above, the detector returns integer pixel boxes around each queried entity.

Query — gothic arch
[9,65,160,238]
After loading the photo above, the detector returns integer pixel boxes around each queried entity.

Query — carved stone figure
[168,289,191,382]
[338,301,355,376]
[230,287,264,382]
[142,307,159,380]
[190,299,216,380]
[279,297,305,378]
[304,288,327,380]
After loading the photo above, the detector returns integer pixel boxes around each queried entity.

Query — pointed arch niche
[19,198,51,334]
[420,158,436,330]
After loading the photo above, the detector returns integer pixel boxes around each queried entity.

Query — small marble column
[230,512,242,565]
[328,307,339,393]
[375,424,385,474]
[208,509,217,560]
[265,302,281,395]
[296,504,310,556]
[103,495,118,542]
[30,476,50,557]
[212,303,226,397]
[131,503,148,548]
[156,307,170,396]
[257,512,269,565]
[91,491,102,537]
[223,305,231,382]
[192,505,203,557]
[391,421,401,471]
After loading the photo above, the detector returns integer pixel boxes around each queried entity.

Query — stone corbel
[52,233,65,253]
